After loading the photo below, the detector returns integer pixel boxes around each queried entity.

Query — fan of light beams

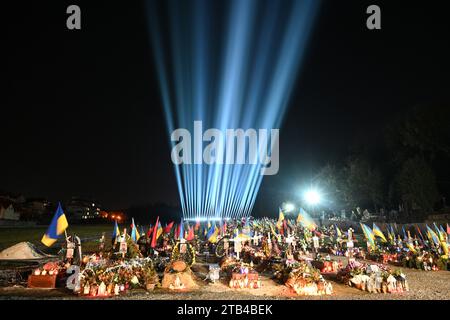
[146,0,320,220]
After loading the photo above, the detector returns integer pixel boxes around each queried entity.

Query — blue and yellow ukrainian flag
[112,220,120,242]
[298,208,316,231]
[406,242,417,253]
[156,222,163,239]
[373,223,387,242]
[207,224,219,243]
[360,223,375,249]
[335,225,342,238]
[41,202,69,247]
[131,218,140,242]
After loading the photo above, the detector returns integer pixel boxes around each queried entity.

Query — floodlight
[304,189,321,206]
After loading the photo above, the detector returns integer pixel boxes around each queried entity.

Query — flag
[186,225,195,241]
[373,223,387,242]
[386,226,393,244]
[207,224,219,243]
[146,224,153,238]
[426,225,440,246]
[335,225,342,238]
[178,220,184,240]
[222,221,227,235]
[150,216,160,248]
[416,225,425,243]
[156,222,163,239]
[298,208,316,231]
[174,223,180,240]
[235,232,252,241]
[296,212,302,225]
[276,208,284,229]
[112,220,120,243]
[406,242,417,253]
[390,224,396,238]
[163,221,174,234]
[269,224,278,237]
[433,223,444,242]
[402,226,407,241]
[130,218,140,242]
[41,202,69,247]
[361,223,375,249]
[195,220,200,231]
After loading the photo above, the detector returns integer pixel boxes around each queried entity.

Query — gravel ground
[0,259,449,300]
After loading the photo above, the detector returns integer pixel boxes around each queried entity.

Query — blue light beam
[147,0,321,220]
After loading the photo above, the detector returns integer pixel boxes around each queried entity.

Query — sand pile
[0,242,48,260]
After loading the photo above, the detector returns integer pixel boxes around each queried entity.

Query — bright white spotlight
[284,202,295,213]
[304,189,321,206]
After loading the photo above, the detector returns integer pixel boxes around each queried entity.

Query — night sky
[4,1,450,212]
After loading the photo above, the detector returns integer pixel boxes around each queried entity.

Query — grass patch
[0,224,116,253]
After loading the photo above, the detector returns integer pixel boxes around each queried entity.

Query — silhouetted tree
[393,156,439,221]
[343,157,384,212]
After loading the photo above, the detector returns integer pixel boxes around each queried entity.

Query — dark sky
[4,1,450,211]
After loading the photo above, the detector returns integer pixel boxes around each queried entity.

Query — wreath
[171,241,196,266]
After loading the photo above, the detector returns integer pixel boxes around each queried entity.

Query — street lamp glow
[284,203,295,213]
[304,189,321,206]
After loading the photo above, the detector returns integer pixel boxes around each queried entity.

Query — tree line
[315,104,450,222]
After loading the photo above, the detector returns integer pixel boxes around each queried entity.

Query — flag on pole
[207,224,219,243]
[360,223,375,249]
[130,218,140,242]
[269,224,278,238]
[373,223,387,242]
[178,220,184,240]
[415,225,425,243]
[222,221,227,235]
[335,225,342,238]
[112,220,120,243]
[186,225,195,241]
[402,226,407,241]
[298,208,316,231]
[156,222,163,240]
[406,242,417,253]
[150,216,160,248]
[386,226,394,244]
[174,223,180,240]
[296,212,302,225]
[146,224,153,238]
[276,208,284,229]
[426,225,440,246]
[390,224,396,238]
[41,202,69,247]
[163,221,174,234]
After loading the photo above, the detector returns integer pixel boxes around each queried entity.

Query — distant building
[0,191,26,205]
[0,200,20,220]
[66,197,102,221]
[19,198,52,220]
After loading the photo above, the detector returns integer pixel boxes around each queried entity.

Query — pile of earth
[0,242,49,260]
